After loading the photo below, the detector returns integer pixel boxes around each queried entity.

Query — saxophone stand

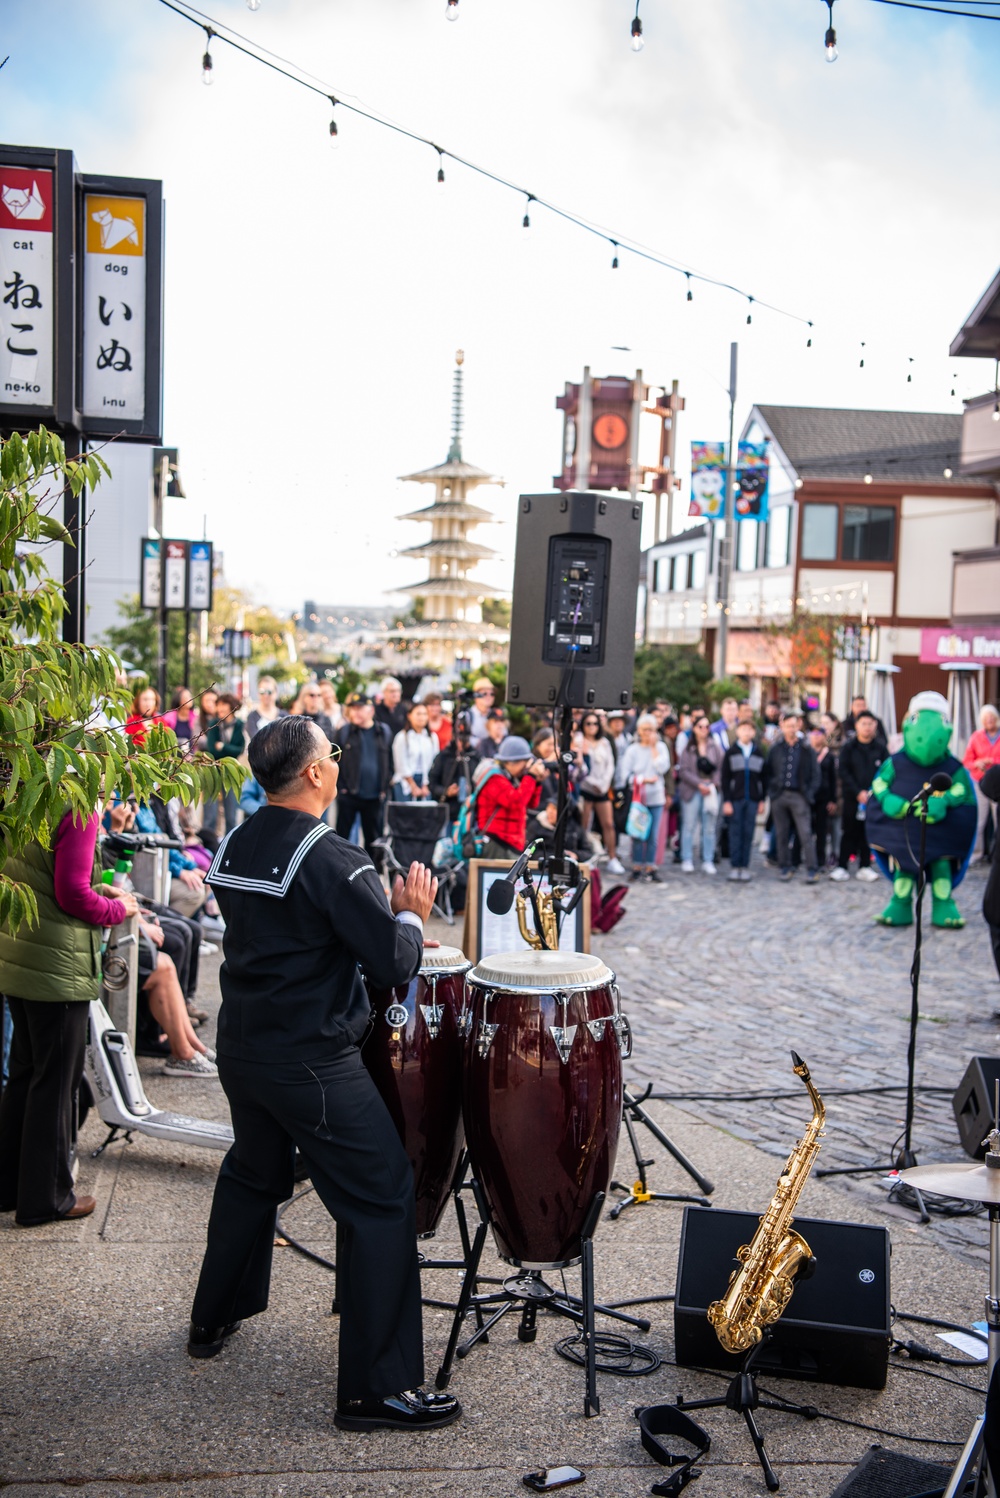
[816,792,938,1225]
[435,1185,651,1418]
[610,1084,714,1217]
[676,1335,819,1493]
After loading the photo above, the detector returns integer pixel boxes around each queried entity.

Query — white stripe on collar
[206,822,330,898]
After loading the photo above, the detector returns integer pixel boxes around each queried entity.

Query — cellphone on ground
[522,1468,585,1492]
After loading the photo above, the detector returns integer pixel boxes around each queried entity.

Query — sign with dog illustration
[78,175,162,441]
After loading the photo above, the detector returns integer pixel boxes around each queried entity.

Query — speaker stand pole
[816,805,931,1224]
[610,1084,713,1216]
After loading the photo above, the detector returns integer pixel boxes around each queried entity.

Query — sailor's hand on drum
[391,861,438,922]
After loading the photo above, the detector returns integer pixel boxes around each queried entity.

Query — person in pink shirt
[0,810,138,1226]
[964,704,1000,860]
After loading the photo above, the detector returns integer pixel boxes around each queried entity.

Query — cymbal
[900,1161,1000,1204]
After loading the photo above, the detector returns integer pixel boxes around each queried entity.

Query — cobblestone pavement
[588,852,999,1264]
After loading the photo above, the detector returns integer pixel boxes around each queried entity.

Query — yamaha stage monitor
[506,492,642,710]
[953,1056,1000,1159]
[674,1207,891,1390]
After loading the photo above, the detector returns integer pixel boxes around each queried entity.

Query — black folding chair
[374,801,462,925]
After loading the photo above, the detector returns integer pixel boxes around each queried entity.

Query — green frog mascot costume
[865,690,977,928]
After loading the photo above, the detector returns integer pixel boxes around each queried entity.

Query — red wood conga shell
[364,946,471,1236]
[463,950,624,1270]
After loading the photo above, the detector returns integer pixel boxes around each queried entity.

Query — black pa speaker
[506,491,642,710]
[953,1056,1000,1159]
[674,1207,891,1390]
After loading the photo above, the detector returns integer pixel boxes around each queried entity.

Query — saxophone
[516,886,559,950]
[707,1052,826,1355]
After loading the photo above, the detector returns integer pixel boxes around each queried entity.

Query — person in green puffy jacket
[0,811,138,1226]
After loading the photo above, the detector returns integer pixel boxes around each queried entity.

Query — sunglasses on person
[259,688,275,696]
[306,746,342,771]
[475,689,494,698]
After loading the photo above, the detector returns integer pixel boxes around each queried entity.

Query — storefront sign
[82,192,147,421]
[78,173,162,442]
[188,541,213,612]
[0,146,75,429]
[920,627,1000,666]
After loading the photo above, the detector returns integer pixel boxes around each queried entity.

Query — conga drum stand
[610,1084,714,1217]
[903,1152,1000,1498]
[436,1186,650,1417]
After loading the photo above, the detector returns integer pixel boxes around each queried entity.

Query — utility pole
[153,450,170,705]
[715,343,738,680]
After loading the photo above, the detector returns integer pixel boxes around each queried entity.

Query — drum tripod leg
[435,1217,489,1391]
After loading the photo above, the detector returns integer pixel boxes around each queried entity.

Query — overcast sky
[3,0,999,614]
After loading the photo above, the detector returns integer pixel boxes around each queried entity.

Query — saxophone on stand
[708,1051,826,1355]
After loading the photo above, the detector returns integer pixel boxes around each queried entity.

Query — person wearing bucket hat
[473,735,547,858]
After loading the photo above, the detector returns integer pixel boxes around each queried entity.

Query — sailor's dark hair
[248,716,325,795]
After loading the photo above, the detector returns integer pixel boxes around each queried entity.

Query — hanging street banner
[689,441,770,522]
[188,541,214,612]
[140,538,161,609]
[163,539,188,610]
[0,146,75,430]
[78,173,163,442]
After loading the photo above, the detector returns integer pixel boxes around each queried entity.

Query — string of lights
[156,0,998,404]
[156,0,815,332]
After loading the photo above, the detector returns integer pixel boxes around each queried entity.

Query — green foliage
[633,644,714,711]
[100,595,217,698]
[455,660,529,734]
[0,429,244,933]
[480,597,511,629]
[706,676,750,713]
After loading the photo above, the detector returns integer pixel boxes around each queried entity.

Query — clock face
[592,412,629,450]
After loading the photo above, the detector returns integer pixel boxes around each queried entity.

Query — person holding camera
[0,808,139,1226]
[474,736,547,857]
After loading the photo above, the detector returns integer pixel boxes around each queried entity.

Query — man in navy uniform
[188,716,460,1433]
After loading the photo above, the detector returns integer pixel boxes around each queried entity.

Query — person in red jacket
[964,704,1000,861]
[474,736,547,856]
[124,685,165,746]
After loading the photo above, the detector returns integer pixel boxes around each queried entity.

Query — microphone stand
[816,788,935,1223]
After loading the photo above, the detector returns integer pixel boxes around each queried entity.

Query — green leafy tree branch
[0,429,244,933]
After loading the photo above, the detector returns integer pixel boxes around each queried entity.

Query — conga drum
[364,945,472,1237]
[463,950,628,1270]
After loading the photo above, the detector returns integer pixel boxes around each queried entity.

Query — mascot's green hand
[880,791,909,820]
[924,796,948,824]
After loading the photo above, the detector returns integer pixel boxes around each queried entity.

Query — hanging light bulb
[436,149,445,184]
[445,0,459,19]
[202,29,214,85]
[328,97,339,149]
[630,12,644,51]
[824,1,838,61]
[522,194,533,229]
[807,322,813,348]
[943,467,953,479]
[907,357,914,383]
[611,242,619,269]
[746,297,753,325]
[993,399,1000,423]
[246,0,261,10]
[685,273,693,302]
[859,342,865,369]
[863,464,873,484]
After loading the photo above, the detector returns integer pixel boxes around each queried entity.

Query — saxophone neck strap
[635,1404,711,1495]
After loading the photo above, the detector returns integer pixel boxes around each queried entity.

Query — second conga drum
[364,945,471,1237]
[463,950,626,1270]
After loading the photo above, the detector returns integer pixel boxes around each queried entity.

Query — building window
[766,506,791,568]
[654,557,670,593]
[842,504,895,562]
[801,503,838,561]
[691,549,706,589]
[736,519,759,572]
[672,553,690,591]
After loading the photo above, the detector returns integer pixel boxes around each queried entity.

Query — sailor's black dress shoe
[334,1388,462,1432]
[187,1320,242,1359]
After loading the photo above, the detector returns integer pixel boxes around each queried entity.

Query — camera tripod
[609,1084,714,1218]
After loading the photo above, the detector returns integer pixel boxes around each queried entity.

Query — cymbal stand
[435,1187,650,1417]
[610,1084,714,1217]
[942,1099,1000,1498]
[675,1335,820,1493]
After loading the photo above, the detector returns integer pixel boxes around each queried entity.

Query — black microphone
[908,770,953,807]
[486,840,540,915]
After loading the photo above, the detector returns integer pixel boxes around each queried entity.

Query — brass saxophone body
[707,1052,826,1355]
[515,886,559,950]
